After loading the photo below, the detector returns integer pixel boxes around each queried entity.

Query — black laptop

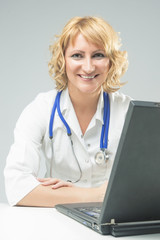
[55,100,160,237]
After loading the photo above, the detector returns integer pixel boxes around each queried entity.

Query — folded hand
[37,178,74,189]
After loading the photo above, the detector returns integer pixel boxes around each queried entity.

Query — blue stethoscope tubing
[49,90,110,182]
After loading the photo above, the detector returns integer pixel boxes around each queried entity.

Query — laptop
[55,100,160,237]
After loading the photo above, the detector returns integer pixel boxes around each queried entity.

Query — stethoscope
[49,91,110,183]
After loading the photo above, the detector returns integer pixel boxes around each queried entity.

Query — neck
[67,87,102,135]
[68,88,101,112]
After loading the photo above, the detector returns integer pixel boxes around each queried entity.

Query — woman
[4,16,131,207]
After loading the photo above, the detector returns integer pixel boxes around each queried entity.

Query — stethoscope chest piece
[95,150,109,165]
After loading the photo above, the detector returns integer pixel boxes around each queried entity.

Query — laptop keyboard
[76,207,101,219]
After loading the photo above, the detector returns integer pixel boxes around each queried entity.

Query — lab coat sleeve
[4,93,49,206]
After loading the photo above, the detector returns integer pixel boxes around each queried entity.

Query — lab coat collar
[95,89,104,124]
[55,88,104,136]
[61,88,82,136]
[62,88,104,122]
[60,88,71,115]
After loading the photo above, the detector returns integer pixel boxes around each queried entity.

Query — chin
[78,86,101,95]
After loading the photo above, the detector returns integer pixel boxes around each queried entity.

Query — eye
[93,53,105,58]
[71,53,83,59]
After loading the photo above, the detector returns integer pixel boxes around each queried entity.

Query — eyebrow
[70,49,105,54]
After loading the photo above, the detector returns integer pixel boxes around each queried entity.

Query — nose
[82,57,95,74]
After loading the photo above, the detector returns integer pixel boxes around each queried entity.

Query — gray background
[0,0,160,203]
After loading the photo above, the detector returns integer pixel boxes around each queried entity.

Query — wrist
[80,186,104,203]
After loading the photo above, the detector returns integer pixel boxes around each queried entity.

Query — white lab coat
[4,88,131,206]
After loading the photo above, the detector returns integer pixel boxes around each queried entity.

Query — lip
[78,74,99,80]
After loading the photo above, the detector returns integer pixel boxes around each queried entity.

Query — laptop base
[56,204,160,237]
[110,221,160,237]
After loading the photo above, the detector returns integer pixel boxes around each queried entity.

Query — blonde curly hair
[48,16,128,93]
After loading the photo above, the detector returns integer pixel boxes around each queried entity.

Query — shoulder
[109,91,132,104]
[33,89,57,108]
[15,89,58,137]
[109,91,132,107]
[21,89,57,115]
[109,91,132,115]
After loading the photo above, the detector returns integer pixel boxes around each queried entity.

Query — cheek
[65,60,80,75]
[97,62,110,74]
[101,59,110,74]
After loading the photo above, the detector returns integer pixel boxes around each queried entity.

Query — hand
[97,181,108,202]
[37,178,74,189]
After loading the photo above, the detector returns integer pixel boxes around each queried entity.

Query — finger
[52,182,65,189]
[40,178,61,186]
[52,181,73,189]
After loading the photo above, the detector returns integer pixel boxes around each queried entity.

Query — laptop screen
[100,100,160,224]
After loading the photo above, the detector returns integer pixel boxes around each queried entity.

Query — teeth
[81,75,95,79]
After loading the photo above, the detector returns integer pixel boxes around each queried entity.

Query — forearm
[17,184,105,207]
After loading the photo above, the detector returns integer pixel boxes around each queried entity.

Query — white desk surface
[1,203,160,240]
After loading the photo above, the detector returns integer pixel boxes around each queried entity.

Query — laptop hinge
[100,219,160,226]
[100,219,116,226]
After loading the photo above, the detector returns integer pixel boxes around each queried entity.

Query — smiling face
[65,33,110,97]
